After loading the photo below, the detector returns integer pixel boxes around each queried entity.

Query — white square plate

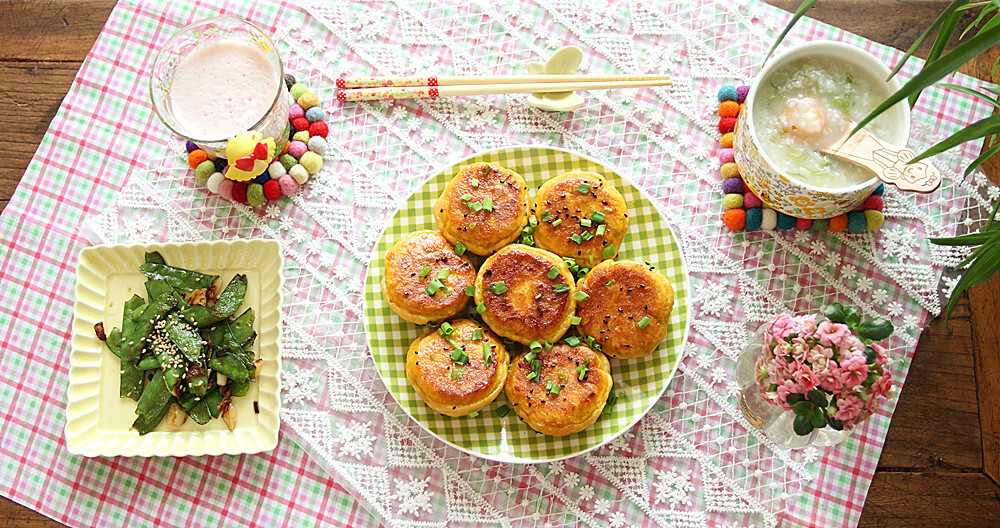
[66,239,283,457]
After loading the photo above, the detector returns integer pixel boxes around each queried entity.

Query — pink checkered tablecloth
[1,0,995,527]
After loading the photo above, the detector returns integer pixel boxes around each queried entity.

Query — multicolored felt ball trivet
[716,85,885,233]
[184,74,329,207]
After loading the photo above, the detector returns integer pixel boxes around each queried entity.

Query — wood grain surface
[1,1,998,527]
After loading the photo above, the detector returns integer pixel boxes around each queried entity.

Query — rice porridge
[753,57,895,189]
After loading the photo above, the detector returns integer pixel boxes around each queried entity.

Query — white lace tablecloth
[84,0,996,526]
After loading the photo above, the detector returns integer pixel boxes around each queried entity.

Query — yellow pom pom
[299,151,323,174]
[864,210,885,230]
[297,92,320,110]
[720,132,734,148]
[721,162,740,179]
[722,193,744,210]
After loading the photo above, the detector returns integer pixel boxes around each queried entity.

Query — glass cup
[149,16,290,158]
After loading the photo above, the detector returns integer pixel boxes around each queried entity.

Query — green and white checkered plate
[363,146,690,463]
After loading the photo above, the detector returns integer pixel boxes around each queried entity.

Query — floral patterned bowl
[734,41,910,219]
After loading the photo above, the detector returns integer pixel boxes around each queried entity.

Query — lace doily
[84,1,997,526]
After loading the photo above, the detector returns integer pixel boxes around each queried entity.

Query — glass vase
[734,324,854,449]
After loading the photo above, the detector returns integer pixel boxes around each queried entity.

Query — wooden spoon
[820,125,941,193]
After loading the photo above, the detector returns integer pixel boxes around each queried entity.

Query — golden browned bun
[504,344,612,436]
[575,259,674,359]
[381,230,476,325]
[475,245,576,345]
[405,319,510,416]
[434,163,530,256]
[533,171,629,267]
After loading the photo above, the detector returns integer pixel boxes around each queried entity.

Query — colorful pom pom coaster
[184,74,329,207]
[715,85,885,233]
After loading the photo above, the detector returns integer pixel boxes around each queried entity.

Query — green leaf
[910,9,964,107]
[887,0,969,80]
[931,231,1000,246]
[961,4,998,39]
[865,346,879,363]
[793,414,814,436]
[824,303,847,324]
[786,393,806,405]
[854,21,1000,136]
[764,0,819,61]
[855,318,894,341]
[844,307,862,328]
[793,400,814,415]
[942,240,1000,327]
[810,409,827,428]
[910,113,1000,163]
[807,390,829,408]
[941,83,1000,111]
[826,414,845,431]
[989,195,1000,229]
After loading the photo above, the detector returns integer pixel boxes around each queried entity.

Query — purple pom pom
[736,85,750,104]
[185,141,199,153]
[722,177,745,195]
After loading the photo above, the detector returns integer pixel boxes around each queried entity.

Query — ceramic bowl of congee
[734,40,910,219]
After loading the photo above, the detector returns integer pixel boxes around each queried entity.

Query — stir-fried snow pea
[105,328,122,358]
[185,359,209,397]
[121,291,180,363]
[137,354,160,370]
[132,370,173,435]
[209,352,249,383]
[223,325,255,371]
[138,262,218,292]
[144,251,166,265]
[163,316,203,362]
[211,274,247,318]
[228,308,255,347]
[186,400,212,425]
[204,388,224,418]
[178,304,225,328]
[177,389,200,411]
[119,296,148,400]
[228,378,250,397]
[144,279,173,303]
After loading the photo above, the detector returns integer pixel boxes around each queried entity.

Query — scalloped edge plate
[66,239,283,457]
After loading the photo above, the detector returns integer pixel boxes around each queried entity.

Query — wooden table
[2,1,998,526]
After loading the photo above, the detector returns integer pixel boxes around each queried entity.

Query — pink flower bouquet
[754,303,895,436]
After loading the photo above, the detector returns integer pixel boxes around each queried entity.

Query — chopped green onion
[477,302,487,314]
[465,285,476,296]
[471,178,479,187]
[419,265,431,278]
[602,246,616,259]
[564,336,582,346]
[468,222,476,230]
[547,267,559,280]
[577,267,589,277]
[525,351,538,363]
[470,201,484,212]
[580,218,593,227]
[573,291,590,302]
[553,284,571,293]
[545,379,554,392]
[450,365,465,379]
[526,372,537,381]
[541,210,553,222]
[437,269,450,280]
[451,348,469,364]
[589,254,594,267]
[571,316,581,325]
[637,316,651,329]
[551,219,563,227]
[591,211,606,223]
[438,322,455,335]
[550,384,561,395]
[454,241,467,256]
[559,373,569,381]
[596,224,607,236]
[535,293,542,299]
[468,410,479,417]
[570,234,583,244]
[544,341,553,350]
[427,321,439,328]
[529,341,542,351]
[529,215,538,227]
[586,335,598,348]
[529,359,542,382]
[482,197,493,211]
[577,182,591,194]
[425,278,444,296]
[460,194,473,201]
[489,281,508,294]
[483,342,491,364]
[606,279,616,286]
[576,357,591,380]
[496,405,510,418]
[606,392,618,411]
[581,231,594,241]
[472,328,483,340]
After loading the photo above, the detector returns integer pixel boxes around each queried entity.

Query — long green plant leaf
[888,0,969,79]
[852,22,1000,136]
[961,4,998,38]
[909,113,1000,162]
[764,0,819,62]
[941,83,1000,109]
[963,139,1000,175]
[911,10,964,106]
[931,231,1000,245]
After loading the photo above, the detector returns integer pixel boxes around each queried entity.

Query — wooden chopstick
[336,79,672,102]
[336,74,672,89]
